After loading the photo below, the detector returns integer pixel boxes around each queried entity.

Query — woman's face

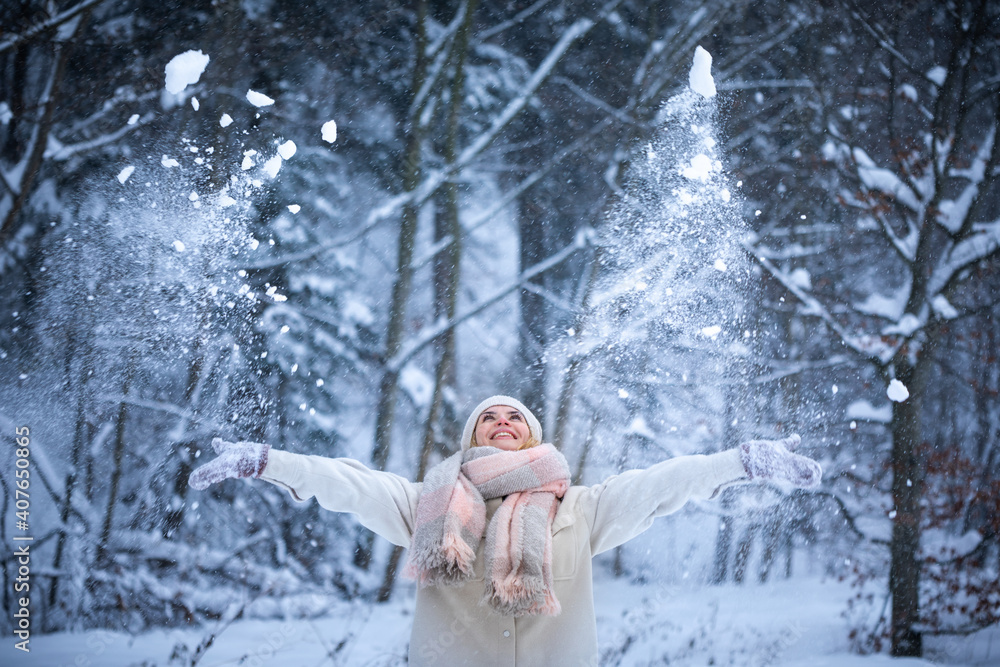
[474,405,531,451]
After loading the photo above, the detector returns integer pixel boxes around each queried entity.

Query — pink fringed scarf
[407,443,571,616]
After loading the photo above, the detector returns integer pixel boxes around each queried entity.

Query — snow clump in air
[263,155,283,178]
[220,114,233,128]
[164,50,210,94]
[887,379,910,402]
[322,120,338,143]
[246,89,275,107]
[682,153,718,181]
[277,140,297,160]
[117,166,135,184]
[689,46,716,99]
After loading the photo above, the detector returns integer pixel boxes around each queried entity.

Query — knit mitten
[739,435,821,489]
[188,438,270,490]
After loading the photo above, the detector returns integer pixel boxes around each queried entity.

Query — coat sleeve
[258,449,422,548]
[578,449,747,555]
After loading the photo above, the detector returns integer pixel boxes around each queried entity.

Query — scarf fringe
[483,578,562,617]
[409,533,477,587]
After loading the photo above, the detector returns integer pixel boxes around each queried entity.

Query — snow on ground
[4,576,996,666]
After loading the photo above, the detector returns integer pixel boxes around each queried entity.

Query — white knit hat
[460,395,542,451]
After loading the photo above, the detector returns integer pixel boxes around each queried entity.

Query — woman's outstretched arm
[577,436,821,555]
[189,438,421,547]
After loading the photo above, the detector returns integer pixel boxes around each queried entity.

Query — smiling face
[473,405,531,451]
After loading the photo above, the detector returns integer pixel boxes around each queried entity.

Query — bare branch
[0,0,106,55]
[387,229,592,373]
[46,112,156,161]
[743,239,901,365]
[475,0,552,42]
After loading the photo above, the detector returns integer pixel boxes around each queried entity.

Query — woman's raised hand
[739,434,822,489]
[188,438,270,490]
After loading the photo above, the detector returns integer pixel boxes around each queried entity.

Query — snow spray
[577,46,752,423]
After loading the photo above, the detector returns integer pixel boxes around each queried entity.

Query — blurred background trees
[1,0,997,657]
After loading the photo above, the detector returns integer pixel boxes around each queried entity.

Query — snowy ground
[4,576,997,666]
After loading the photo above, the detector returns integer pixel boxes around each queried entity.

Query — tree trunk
[0,9,89,245]
[517,195,548,418]
[888,360,924,657]
[48,326,92,624]
[376,0,476,599]
[712,381,744,583]
[97,350,138,565]
[359,0,431,572]
[711,490,734,584]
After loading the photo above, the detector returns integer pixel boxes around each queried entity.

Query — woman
[189,395,821,666]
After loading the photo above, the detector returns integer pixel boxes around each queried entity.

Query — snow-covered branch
[387,228,592,373]
[929,219,1000,296]
[455,13,600,165]
[475,0,552,42]
[744,240,900,365]
[46,112,156,161]
[0,0,105,54]
[843,1,922,81]
[812,489,890,546]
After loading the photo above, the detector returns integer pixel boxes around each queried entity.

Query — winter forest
[1,0,999,664]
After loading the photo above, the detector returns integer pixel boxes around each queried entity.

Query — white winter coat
[260,447,746,667]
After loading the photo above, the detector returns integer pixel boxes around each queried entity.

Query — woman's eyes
[481,413,522,422]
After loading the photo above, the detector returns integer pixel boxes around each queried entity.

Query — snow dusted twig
[811,489,888,545]
[716,12,809,84]
[46,112,155,161]
[456,13,601,165]
[715,79,815,91]
[751,355,856,385]
[475,0,552,42]
[743,239,901,365]
[553,76,642,126]
[843,1,924,82]
[188,598,256,666]
[928,119,1000,295]
[387,229,592,373]
[0,413,97,528]
[0,0,105,54]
